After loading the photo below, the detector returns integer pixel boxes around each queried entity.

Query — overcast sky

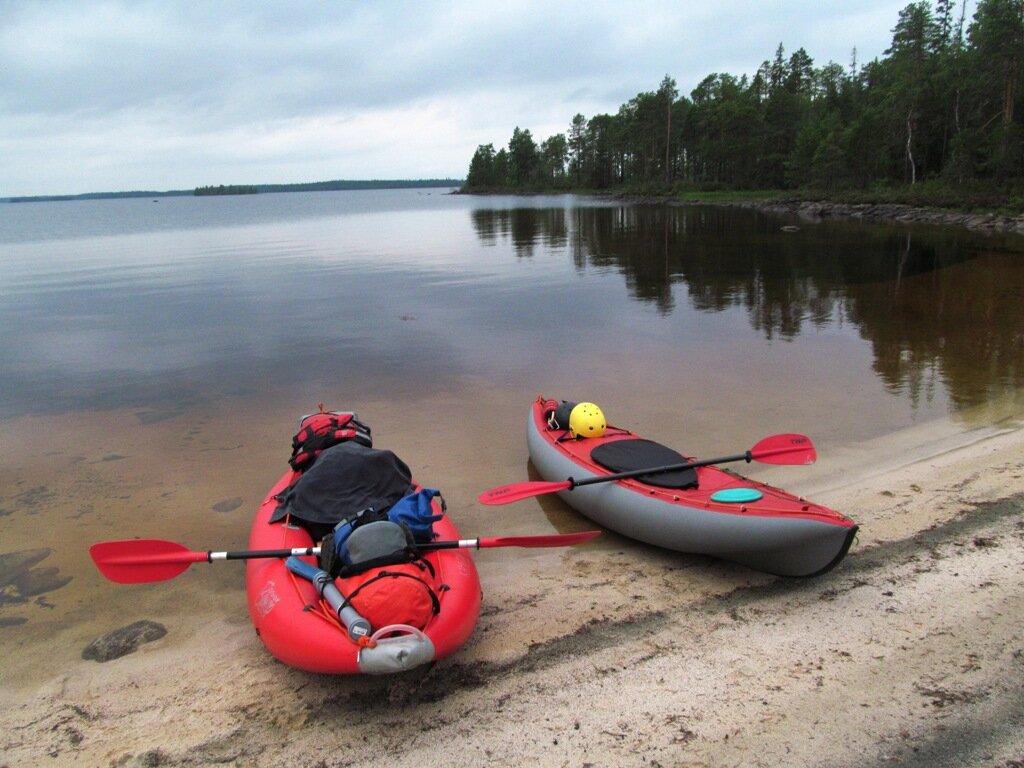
[0,1,975,197]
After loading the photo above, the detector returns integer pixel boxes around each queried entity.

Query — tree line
[463,0,1024,201]
[194,185,260,196]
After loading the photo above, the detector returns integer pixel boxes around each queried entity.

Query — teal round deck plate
[710,488,763,503]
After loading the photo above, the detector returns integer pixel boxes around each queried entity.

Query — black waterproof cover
[589,439,699,489]
[270,442,415,539]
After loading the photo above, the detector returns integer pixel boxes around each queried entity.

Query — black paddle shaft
[567,451,751,490]
[213,539,476,562]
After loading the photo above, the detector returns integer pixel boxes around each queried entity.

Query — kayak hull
[527,396,857,577]
[246,468,482,674]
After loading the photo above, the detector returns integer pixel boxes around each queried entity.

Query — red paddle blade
[89,539,206,584]
[750,434,816,465]
[477,480,573,506]
[476,530,601,548]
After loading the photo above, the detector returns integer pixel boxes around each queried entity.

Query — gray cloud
[0,0,965,196]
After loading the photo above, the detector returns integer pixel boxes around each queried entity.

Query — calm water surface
[3,189,1021,424]
[1,188,1023,678]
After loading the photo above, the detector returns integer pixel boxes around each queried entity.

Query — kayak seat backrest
[589,439,698,489]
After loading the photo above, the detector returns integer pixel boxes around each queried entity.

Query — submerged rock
[0,548,72,617]
[0,548,51,587]
[82,620,168,662]
[212,497,243,513]
[14,566,73,597]
[0,596,29,610]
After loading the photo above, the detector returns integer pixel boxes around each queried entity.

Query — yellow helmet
[569,402,606,438]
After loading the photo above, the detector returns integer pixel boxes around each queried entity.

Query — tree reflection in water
[471,203,1024,414]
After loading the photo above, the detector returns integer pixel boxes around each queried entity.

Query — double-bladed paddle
[477,433,816,506]
[89,530,601,584]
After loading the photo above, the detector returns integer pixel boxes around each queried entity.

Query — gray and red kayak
[524,395,857,577]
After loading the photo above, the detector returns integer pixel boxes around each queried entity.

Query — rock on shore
[81,620,168,663]
[730,199,1024,235]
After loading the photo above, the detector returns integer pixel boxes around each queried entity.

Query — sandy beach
[1,402,1022,768]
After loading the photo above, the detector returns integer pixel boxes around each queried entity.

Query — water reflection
[848,249,1024,411]
[472,207,570,255]
[470,204,1024,413]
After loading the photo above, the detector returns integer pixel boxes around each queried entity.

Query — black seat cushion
[589,439,698,489]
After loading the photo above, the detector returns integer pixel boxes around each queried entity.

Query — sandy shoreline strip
[2,422,1022,767]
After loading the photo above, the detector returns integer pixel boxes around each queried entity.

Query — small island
[193,185,259,196]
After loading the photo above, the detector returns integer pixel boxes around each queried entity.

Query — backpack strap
[327,518,427,579]
[336,548,419,578]
[340,569,441,616]
[318,507,390,576]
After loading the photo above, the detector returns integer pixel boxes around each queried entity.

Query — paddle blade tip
[477,480,573,505]
[478,530,603,549]
[88,539,197,584]
[753,434,817,465]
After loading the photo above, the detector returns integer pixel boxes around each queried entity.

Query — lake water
[4,190,1022,425]
[2,188,1023,684]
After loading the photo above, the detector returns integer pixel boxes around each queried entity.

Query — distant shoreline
[1,178,463,204]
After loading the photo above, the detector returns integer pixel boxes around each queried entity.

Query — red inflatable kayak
[246,421,481,675]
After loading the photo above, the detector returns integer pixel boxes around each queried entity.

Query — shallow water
[1,189,1023,685]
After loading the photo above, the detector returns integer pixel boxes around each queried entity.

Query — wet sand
[1,393,1022,767]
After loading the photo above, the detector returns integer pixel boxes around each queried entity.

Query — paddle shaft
[477,432,814,506]
[567,450,757,489]
[102,542,495,567]
[96,546,319,567]
[197,537,575,562]
[90,531,601,583]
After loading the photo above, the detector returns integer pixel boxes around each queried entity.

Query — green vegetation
[257,179,461,193]
[194,185,259,196]
[463,0,1024,212]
